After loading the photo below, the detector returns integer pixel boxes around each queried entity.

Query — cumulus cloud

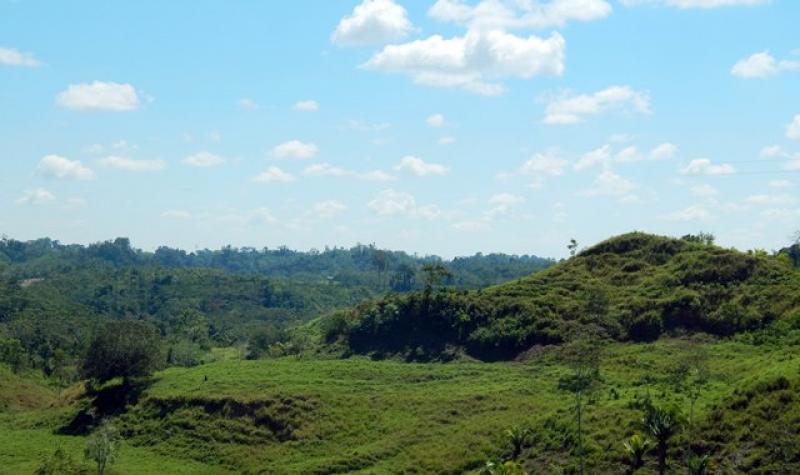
[0,47,41,67]
[99,156,166,172]
[438,136,456,145]
[253,166,295,183]
[429,0,612,30]
[542,85,651,124]
[487,192,524,215]
[309,200,347,218]
[367,189,441,220]
[272,140,319,159]
[427,113,446,127]
[37,155,95,180]
[621,0,768,8]
[15,188,55,206]
[364,29,565,95]
[394,156,450,176]
[731,51,800,79]
[574,142,676,170]
[161,210,192,220]
[183,151,225,167]
[303,163,396,181]
[661,205,710,222]
[582,170,636,197]
[56,81,141,111]
[517,150,567,188]
[293,100,319,111]
[787,115,800,140]
[238,98,259,110]
[332,0,413,46]
[680,158,735,176]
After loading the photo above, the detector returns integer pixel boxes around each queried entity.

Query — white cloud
[99,156,166,172]
[662,205,710,221]
[0,47,41,67]
[161,210,192,220]
[760,144,787,159]
[487,192,524,215]
[583,170,636,197]
[615,146,641,162]
[363,29,565,95]
[690,184,718,198]
[367,189,441,220]
[650,142,678,160]
[56,81,141,111]
[271,140,319,159]
[542,85,651,124]
[769,179,791,188]
[438,136,456,145]
[680,158,735,176]
[395,156,450,176]
[745,194,794,205]
[519,150,567,187]
[309,200,347,218]
[574,144,611,170]
[238,98,259,110]
[344,120,392,132]
[731,51,800,79]
[183,151,225,167]
[15,188,55,206]
[760,208,800,223]
[294,100,319,111]
[303,163,396,181]
[622,0,769,8]
[332,0,413,46]
[37,155,95,180]
[787,115,800,140]
[427,113,446,127]
[428,0,613,30]
[253,166,295,183]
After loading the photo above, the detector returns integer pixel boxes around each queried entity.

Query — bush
[83,320,163,383]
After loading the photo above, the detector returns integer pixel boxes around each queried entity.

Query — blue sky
[1,0,799,258]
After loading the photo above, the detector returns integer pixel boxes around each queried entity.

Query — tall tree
[82,320,163,385]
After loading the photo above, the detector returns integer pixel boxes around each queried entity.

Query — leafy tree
[567,238,579,257]
[82,320,163,384]
[622,433,652,473]
[505,426,533,460]
[558,338,602,475]
[421,263,452,291]
[643,403,683,475]
[84,420,121,475]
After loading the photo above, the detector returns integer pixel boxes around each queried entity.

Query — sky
[1,0,799,258]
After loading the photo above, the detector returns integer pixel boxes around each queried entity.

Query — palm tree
[643,404,682,475]
[505,426,533,460]
[686,454,711,475]
[622,433,653,473]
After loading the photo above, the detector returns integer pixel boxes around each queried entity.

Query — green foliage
[83,320,163,383]
[505,426,533,460]
[331,232,800,360]
[480,460,528,475]
[84,420,121,475]
[622,434,652,471]
[35,446,89,475]
[642,402,683,475]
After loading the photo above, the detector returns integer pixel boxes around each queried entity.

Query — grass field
[1,336,798,474]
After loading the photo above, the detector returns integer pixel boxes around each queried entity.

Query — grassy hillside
[325,233,800,360]
[1,329,798,474]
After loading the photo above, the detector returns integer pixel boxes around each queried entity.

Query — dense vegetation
[324,233,800,361]
[2,231,800,474]
[0,236,551,382]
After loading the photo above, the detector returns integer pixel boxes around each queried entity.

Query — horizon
[2,0,800,259]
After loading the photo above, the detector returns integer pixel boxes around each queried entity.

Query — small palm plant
[686,453,711,475]
[622,433,653,473]
[480,460,528,475]
[643,403,682,475]
[505,426,533,460]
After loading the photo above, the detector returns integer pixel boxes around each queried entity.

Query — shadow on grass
[57,377,156,435]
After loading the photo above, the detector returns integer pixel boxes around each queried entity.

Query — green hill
[326,232,800,360]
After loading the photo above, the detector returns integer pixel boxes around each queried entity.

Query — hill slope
[326,232,800,360]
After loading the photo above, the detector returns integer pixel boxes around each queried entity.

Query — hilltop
[325,232,800,360]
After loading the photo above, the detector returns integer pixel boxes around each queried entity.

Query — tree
[421,263,452,291]
[558,338,602,475]
[622,433,653,473]
[567,239,579,257]
[82,320,163,385]
[505,426,533,461]
[371,250,389,289]
[643,403,682,475]
[36,446,87,475]
[84,420,121,475]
